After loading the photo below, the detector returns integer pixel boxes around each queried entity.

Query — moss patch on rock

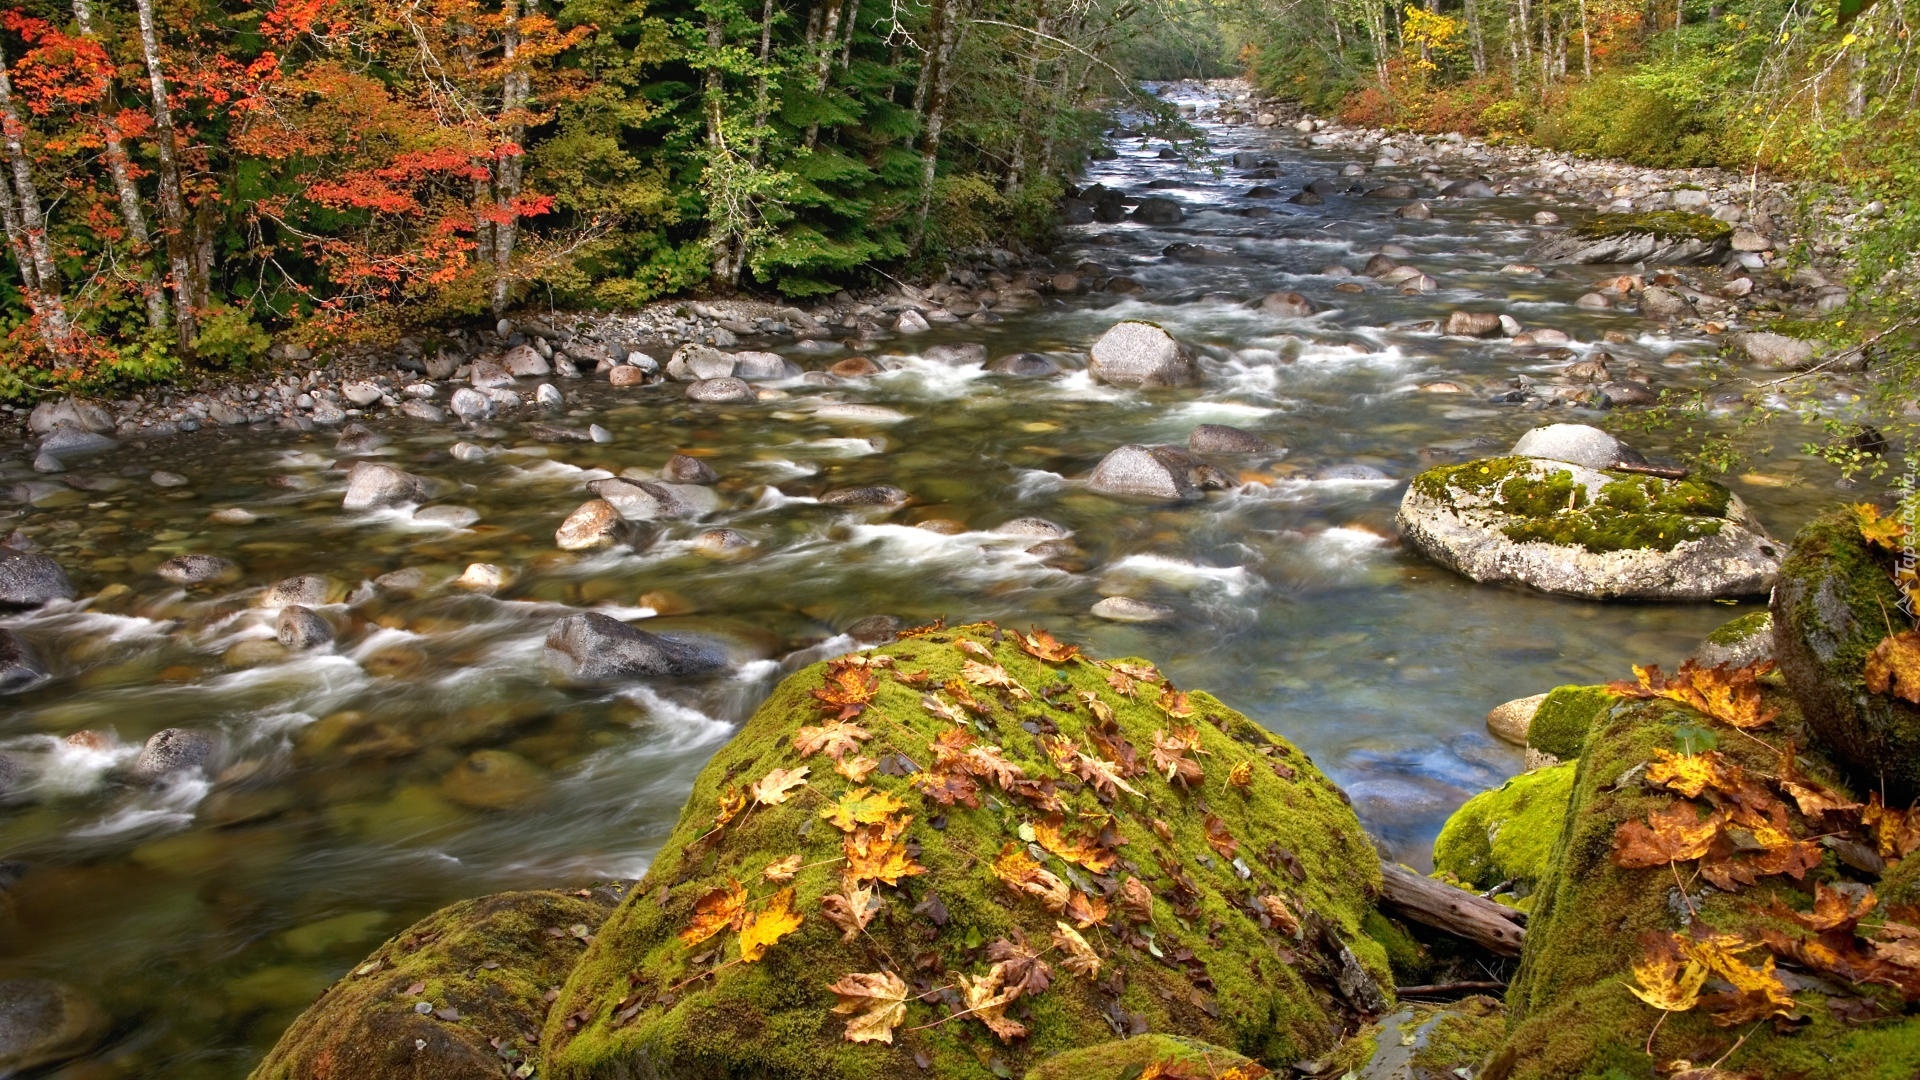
[541,623,1388,1080]
[1432,764,1576,908]
[250,889,620,1080]
[1409,457,1732,554]
[1572,211,1733,243]
[1409,995,1504,1077]
[1525,685,1617,761]
[1705,610,1772,647]
[1023,1035,1262,1080]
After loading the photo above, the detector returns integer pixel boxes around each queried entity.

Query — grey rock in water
[469,360,516,390]
[0,629,47,693]
[731,351,801,380]
[1087,445,1203,502]
[36,426,117,463]
[987,353,1061,377]
[157,554,241,587]
[342,461,428,510]
[1131,197,1184,224]
[129,727,217,782]
[262,574,334,608]
[1444,311,1505,338]
[1531,229,1729,265]
[685,377,756,403]
[820,485,910,508]
[1188,424,1275,455]
[1441,179,1497,198]
[588,478,715,521]
[276,605,334,650]
[0,550,74,609]
[1090,596,1177,623]
[28,398,112,435]
[0,979,110,1076]
[844,615,903,643]
[544,613,729,681]
[667,344,737,382]
[502,343,550,378]
[1259,291,1316,318]
[1395,201,1432,220]
[555,499,628,551]
[1087,321,1198,388]
[924,343,989,367]
[334,422,384,454]
[535,383,565,410]
[1510,423,1646,470]
[1362,183,1417,199]
[1735,331,1819,372]
[449,387,495,422]
[895,310,932,334]
[661,454,718,485]
[1638,286,1692,321]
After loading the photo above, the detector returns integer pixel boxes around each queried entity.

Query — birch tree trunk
[134,0,200,352]
[911,0,963,250]
[0,42,75,360]
[491,0,529,315]
[702,8,738,282]
[803,0,845,149]
[72,0,168,335]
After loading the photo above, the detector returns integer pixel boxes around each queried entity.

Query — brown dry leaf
[826,970,909,1044]
[957,968,1027,1042]
[1613,801,1723,868]
[957,639,995,661]
[1865,632,1920,704]
[834,755,878,783]
[738,887,803,962]
[1109,660,1161,683]
[1121,876,1155,924]
[1070,747,1144,799]
[1204,815,1239,860]
[985,935,1052,998]
[991,842,1072,912]
[944,677,992,716]
[961,659,1031,700]
[921,693,966,724]
[897,617,946,639]
[843,815,927,887]
[714,785,748,829]
[1151,728,1206,788]
[1033,815,1118,874]
[965,743,1026,790]
[792,719,873,762]
[821,885,881,941]
[1052,921,1103,978]
[1862,794,1920,859]
[1257,894,1300,936]
[811,663,880,720]
[894,668,933,688]
[1105,669,1140,699]
[821,787,910,833]
[1159,687,1194,718]
[1014,628,1081,663]
[1611,661,1779,730]
[749,766,810,806]
[1776,752,1862,819]
[1627,933,1707,1012]
[1063,889,1109,929]
[914,768,982,808]
[1080,691,1116,726]
[762,854,803,882]
[678,878,748,947]
[1228,760,1255,789]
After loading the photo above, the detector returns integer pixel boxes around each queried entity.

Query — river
[0,82,1859,1076]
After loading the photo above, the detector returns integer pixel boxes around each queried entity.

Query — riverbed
[0,82,1864,1077]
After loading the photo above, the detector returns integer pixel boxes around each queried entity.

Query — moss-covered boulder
[251,889,620,1080]
[1529,211,1733,265]
[1772,507,1920,800]
[1023,1035,1265,1079]
[1524,684,1617,765]
[1483,690,1920,1079]
[541,623,1389,1080]
[1396,455,1781,600]
[1690,609,1774,668]
[1432,764,1575,909]
[1340,997,1505,1080]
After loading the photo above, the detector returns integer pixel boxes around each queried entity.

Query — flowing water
[0,83,1864,1076]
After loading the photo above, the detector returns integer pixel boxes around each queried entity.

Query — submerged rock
[540,624,1387,1079]
[1087,321,1198,389]
[0,549,75,608]
[1090,596,1176,623]
[556,499,628,551]
[661,453,719,485]
[250,890,618,1080]
[1528,211,1732,265]
[0,629,47,693]
[1188,423,1275,455]
[157,554,241,587]
[588,478,714,521]
[544,612,729,681]
[1396,455,1781,600]
[129,727,217,782]
[343,462,429,511]
[1087,444,1203,502]
[0,979,109,1077]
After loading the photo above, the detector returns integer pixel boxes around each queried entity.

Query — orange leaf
[713,784,747,829]
[738,887,802,962]
[1257,894,1300,936]
[1015,628,1081,663]
[1204,814,1238,860]
[1613,801,1723,868]
[762,854,803,882]
[1159,687,1193,718]
[956,968,1027,1042]
[793,719,873,762]
[1865,632,1920,704]
[991,842,1071,912]
[811,662,879,720]
[678,878,747,947]
[1626,933,1706,1013]
[834,755,878,783]
[1228,760,1255,789]
[1032,814,1118,874]
[827,970,909,1044]
[1614,660,1778,730]
[961,659,1030,700]
[844,815,927,887]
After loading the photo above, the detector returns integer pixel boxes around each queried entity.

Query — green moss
[1432,763,1577,903]
[250,890,618,1080]
[1571,211,1732,243]
[1410,457,1734,554]
[1525,685,1618,761]
[1705,610,1772,646]
[542,625,1387,1080]
[1409,996,1504,1076]
[1362,909,1432,984]
[1023,1035,1261,1080]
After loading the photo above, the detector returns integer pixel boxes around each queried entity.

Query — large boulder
[1431,763,1576,910]
[1508,424,1645,471]
[251,890,618,1080]
[0,549,74,608]
[1528,212,1733,265]
[544,612,730,681]
[540,624,1389,1080]
[1735,331,1819,372]
[1087,444,1204,502]
[1131,197,1184,224]
[1396,456,1781,600]
[343,462,429,511]
[1087,321,1198,389]
[1772,507,1920,800]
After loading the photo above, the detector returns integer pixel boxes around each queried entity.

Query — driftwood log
[1377,861,1526,957]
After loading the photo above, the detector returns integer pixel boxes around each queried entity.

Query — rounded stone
[0,550,75,609]
[129,727,217,782]
[1188,424,1275,455]
[0,979,109,1076]
[157,554,241,587]
[1091,596,1177,622]
[1486,692,1549,746]
[685,377,756,403]
[1087,444,1201,502]
[1087,321,1198,389]
[276,605,334,650]
[544,612,729,681]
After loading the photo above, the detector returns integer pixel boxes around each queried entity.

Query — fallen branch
[1378,862,1526,957]
[1393,980,1508,997]
[1608,461,1691,480]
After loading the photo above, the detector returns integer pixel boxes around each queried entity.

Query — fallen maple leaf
[1151,727,1206,788]
[1052,921,1103,978]
[894,668,932,687]
[961,659,1030,700]
[1862,794,1920,859]
[1033,814,1118,874]
[1647,748,1721,798]
[1865,631,1920,704]
[679,878,748,947]
[1627,933,1707,1012]
[985,934,1052,997]
[1120,876,1154,923]
[1228,760,1255,789]
[1857,503,1913,553]
[921,693,966,724]
[1256,894,1300,936]
[749,766,810,806]
[1070,746,1144,799]
[1105,669,1140,699]
[1771,881,1876,933]
[1159,687,1194,718]
[1109,660,1160,683]
[1611,660,1778,730]
[1613,801,1723,868]
[992,842,1072,912]
[1063,889,1109,929]
[738,887,803,962]
[834,755,878,783]
[957,639,995,661]
[821,885,881,941]
[1204,814,1239,860]
[821,787,909,832]
[1776,751,1861,818]
[844,815,927,887]
[811,662,880,720]
[827,970,909,1044]
[793,720,873,762]
[956,968,1027,1042]
[714,785,748,829]
[1015,628,1080,663]
[762,854,803,882]
[914,769,982,808]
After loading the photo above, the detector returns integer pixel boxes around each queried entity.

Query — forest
[0,0,1913,401]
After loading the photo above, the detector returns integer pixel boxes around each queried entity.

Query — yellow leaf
[713,785,747,829]
[678,878,748,947]
[962,659,1030,700]
[957,968,1027,1042]
[821,787,909,833]
[1032,814,1117,874]
[749,766,810,806]
[921,693,966,724]
[1228,760,1254,789]
[844,815,928,887]
[1646,749,1718,798]
[834,755,878,783]
[1865,632,1920,704]
[810,661,880,720]
[1014,628,1081,663]
[738,887,803,962]
[957,639,995,661]
[1626,934,1707,1012]
[793,719,873,762]
[762,854,803,882]
[827,970,909,1044]
[1051,921,1102,978]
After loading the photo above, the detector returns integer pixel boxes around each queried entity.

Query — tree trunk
[491,0,529,315]
[1003,0,1050,192]
[72,0,168,336]
[837,0,861,69]
[702,9,737,282]
[0,41,76,360]
[1464,0,1488,75]
[803,0,844,150]
[911,0,962,250]
[1377,862,1526,957]
[133,0,200,353]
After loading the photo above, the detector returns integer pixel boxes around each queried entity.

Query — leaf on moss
[1014,628,1080,663]
[1770,881,1876,933]
[1646,748,1722,798]
[749,765,810,806]
[1159,687,1194,718]
[956,639,995,661]
[1683,933,1798,1025]
[956,967,1027,1042]
[821,787,909,833]
[1065,744,1143,799]
[1865,631,1920,703]
[678,878,748,947]
[961,659,1031,700]
[1108,660,1161,683]
[944,677,992,715]
[1105,669,1141,699]
[1611,660,1778,730]
[1151,727,1207,788]
[1856,502,1912,552]
[1229,760,1255,789]
[1613,801,1723,868]
[894,668,932,688]
[914,768,982,808]
[834,755,878,783]
[811,662,880,720]
[1204,814,1239,860]
[1776,751,1861,818]
[1052,921,1103,978]
[843,815,927,887]
[793,719,873,762]
[1626,933,1707,1012]
[826,970,909,1044]
[762,854,803,882]
[992,842,1072,912]
[1032,814,1119,874]
[985,933,1052,997]
[714,784,748,829]
[738,887,803,962]
[1079,690,1116,725]
[1063,889,1109,929]
[821,885,881,941]
[1862,794,1920,858]
[1120,876,1155,924]
[921,694,966,724]
[1256,894,1300,936]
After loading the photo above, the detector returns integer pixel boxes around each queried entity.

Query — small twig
[1645,1006,1671,1057]
[1710,1023,1761,1069]
[1394,980,1507,996]
[667,957,742,994]
[1608,461,1691,480]
[1479,878,1516,900]
[1669,859,1699,919]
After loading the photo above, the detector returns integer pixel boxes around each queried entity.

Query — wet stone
[0,979,109,1076]
[276,605,333,650]
[544,612,729,681]
[661,453,718,485]
[439,750,546,811]
[1091,596,1177,622]
[1188,424,1275,455]
[0,629,47,693]
[0,550,74,609]
[129,727,217,782]
[156,554,241,587]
